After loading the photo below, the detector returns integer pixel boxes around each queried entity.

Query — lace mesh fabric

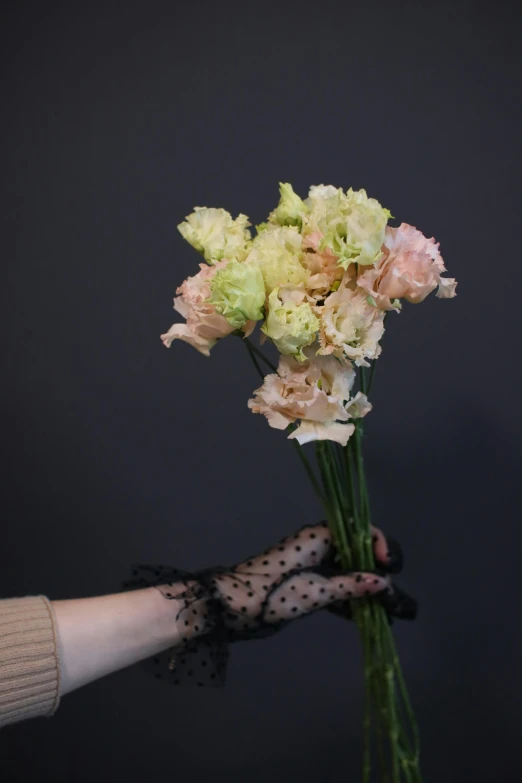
[121,523,416,687]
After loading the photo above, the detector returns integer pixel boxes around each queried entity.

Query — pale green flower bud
[209,260,265,329]
[269,182,308,227]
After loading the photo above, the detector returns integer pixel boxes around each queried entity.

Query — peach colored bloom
[317,276,385,366]
[358,223,457,309]
[160,261,253,356]
[301,231,344,300]
[248,349,362,446]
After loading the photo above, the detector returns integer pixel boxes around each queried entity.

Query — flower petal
[288,421,355,446]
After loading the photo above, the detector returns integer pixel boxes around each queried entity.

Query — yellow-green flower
[178,207,252,264]
[268,182,308,227]
[261,287,319,361]
[209,260,265,329]
[306,187,392,270]
[246,226,308,295]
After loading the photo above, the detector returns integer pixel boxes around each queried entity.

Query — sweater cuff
[0,596,61,728]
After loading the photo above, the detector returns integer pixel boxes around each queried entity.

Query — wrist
[147,579,210,647]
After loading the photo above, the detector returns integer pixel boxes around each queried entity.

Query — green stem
[343,442,360,528]
[383,619,422,779]
[292,363,422,783]
[315,443,346,564]
[369,603,390,783]
[355,602,373,783]
[326,442,351,531]
[243,336,277,373]
[291,438,326,507]
[377,609,401,783]
[360,365,368,395]
[244,338,265,380]
[367,360,378,397]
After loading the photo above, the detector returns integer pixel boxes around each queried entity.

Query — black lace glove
[121,522,416,687]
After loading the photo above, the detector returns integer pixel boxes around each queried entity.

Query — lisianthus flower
[358,223,457,308]
[247,350,365,446]
[268,182,309,227]
[345,391,372,419]
[317,276,385,366]
[245,225,308,294]
[301,230,345,300]
[261,286,319,361]
[303,186,392,270]
[178,207,252,264]
[160,261,253,356]
[209,259,265,330]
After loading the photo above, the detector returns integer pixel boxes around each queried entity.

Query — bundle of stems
[244,337,422,783]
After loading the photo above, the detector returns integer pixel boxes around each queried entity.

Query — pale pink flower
[247,349,363,446]
[317,276,385,367]
[160,261,254,356]
[301,230,344,300]
[358,223,457,309]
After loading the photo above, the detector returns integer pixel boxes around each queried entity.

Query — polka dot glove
[122,521,415,686]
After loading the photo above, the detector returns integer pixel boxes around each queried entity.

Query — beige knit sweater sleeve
[0,596,61,728]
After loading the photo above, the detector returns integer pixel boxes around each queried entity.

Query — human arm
[1,521,412,727]
[51,581,195,696]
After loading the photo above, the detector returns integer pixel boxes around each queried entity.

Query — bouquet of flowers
[160,183,457,782]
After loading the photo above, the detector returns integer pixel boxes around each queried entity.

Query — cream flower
[358,223,457,308]
[178,207,252,264]
[261,287,319,361]
[303,186,392,270]
[245,225,308,294]
[160,261,253,356]
[345,391,372,419]
[307,184,339,201]
[248,350,360,446]
[317,277,385,366]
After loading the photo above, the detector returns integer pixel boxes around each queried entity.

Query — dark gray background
[1,1,520,781]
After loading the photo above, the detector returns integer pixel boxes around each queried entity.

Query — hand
[211,521,415,638]
[128,521,415,686]
[148,521,415,644]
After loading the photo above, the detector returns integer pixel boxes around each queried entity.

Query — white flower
[345,391,372,419]
[317,276,385,366]
[178,207,252,264]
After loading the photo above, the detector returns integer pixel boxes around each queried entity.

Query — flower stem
[244,338,265,380]
[367,360,378,397]
[291,439,326,507]
[243,336,277,373]
[294,365,422,783]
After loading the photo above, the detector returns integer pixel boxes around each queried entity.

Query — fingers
[371,526,404,574]
[370,525,388,564]
[236,522,333,575]
[326,581,418,624]
[237,522,404,579]
[263,570,390,624]
[377,584,417,620]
